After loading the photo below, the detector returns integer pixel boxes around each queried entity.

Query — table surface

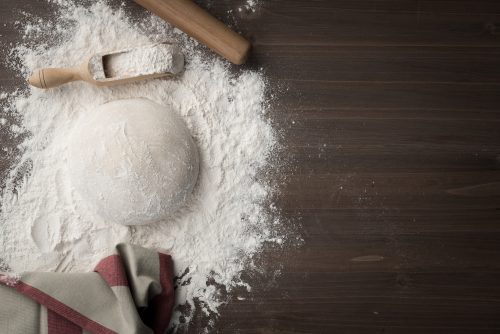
[2,0,500,333]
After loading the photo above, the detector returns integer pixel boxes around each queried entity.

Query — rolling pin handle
[133,0,251,65]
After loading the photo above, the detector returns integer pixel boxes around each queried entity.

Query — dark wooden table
[2,1,500,333]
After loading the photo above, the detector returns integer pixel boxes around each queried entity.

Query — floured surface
[0,0,293,330]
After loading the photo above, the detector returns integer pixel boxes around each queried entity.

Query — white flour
[238,0,259,13]
[0,0,288,329]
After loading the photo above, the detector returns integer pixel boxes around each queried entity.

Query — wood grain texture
[1,0,500,333]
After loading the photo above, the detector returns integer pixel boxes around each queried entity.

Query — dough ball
[67,98,199,226]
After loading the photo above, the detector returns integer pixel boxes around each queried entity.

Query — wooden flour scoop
[28,42,184,89]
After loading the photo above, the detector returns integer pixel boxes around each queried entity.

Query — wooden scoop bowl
[28,42,184,89]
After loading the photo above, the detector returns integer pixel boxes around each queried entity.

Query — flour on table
[0,0,290,330]
[245,0,259,11]
[238,0,260,13]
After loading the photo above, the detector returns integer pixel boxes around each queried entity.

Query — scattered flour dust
[0,0,290,330]
[237,0,259,13]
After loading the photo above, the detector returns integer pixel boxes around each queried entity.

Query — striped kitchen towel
[0,244,174,334]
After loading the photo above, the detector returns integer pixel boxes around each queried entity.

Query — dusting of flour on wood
[0,0,292,330]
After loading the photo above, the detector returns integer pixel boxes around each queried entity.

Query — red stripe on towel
[15,281,117,334]
[48,309,81,334]
[149,253,175,334]
[94,255,129,287]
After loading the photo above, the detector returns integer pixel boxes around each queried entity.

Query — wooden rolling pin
[133,0,251,65]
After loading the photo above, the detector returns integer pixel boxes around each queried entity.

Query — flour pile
[0,0,284,328]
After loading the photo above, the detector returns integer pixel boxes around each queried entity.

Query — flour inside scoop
[90,43,184,80]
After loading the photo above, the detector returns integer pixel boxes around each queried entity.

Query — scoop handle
[133,0,251,65]
[28,68,81,89]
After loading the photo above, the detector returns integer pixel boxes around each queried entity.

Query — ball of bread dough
[67,98,199,226]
